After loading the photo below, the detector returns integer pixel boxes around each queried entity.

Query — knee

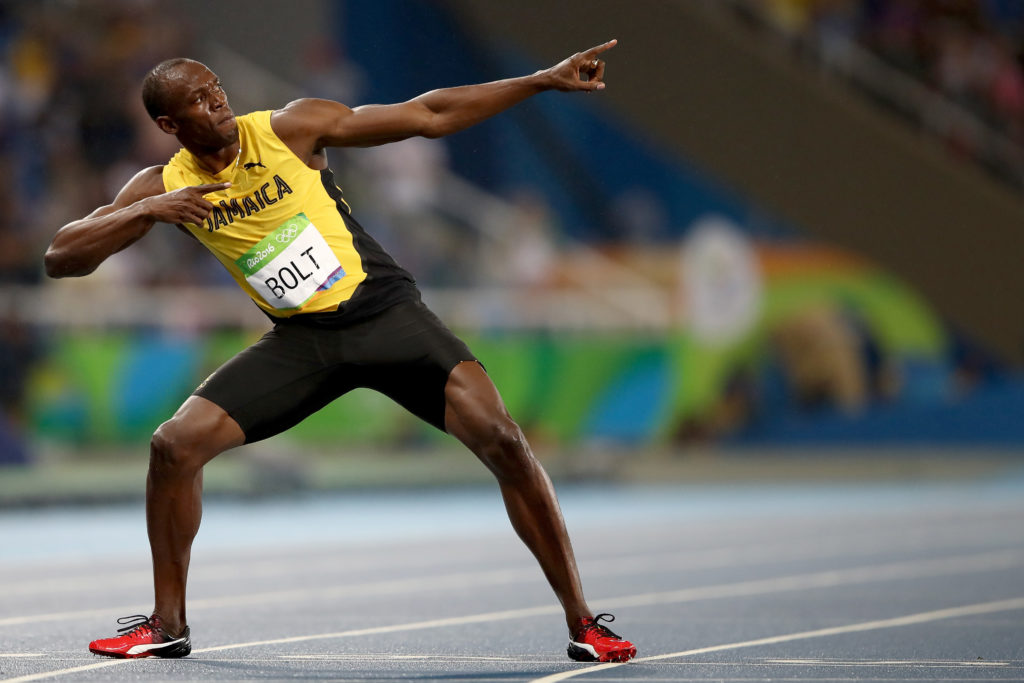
[477,415,536,480]
[149,418,208,477]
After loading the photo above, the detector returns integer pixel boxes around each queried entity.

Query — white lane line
[0,655,42,658]
[194,604,563,654]
[8,595,1024,683]
[4,552,1024,682]
[5,516,1019,596]
[762,658,1010,667]
[530,596,1024,683]
[0,605,562,683]
[590,549,1024,612]
[1,660,127,683]
[3,546,1022,629]
[279,654,549,662]
[2,543,514,595]
[0,567,545,628]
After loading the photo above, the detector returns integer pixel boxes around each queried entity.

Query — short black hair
[141,58,197,119]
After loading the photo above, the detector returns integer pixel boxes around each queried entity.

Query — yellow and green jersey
[162,110,416,324]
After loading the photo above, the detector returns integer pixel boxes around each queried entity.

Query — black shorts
[194,299,477,443]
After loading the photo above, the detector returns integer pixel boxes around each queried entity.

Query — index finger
[193,182,232,194]
[583,39,617,59]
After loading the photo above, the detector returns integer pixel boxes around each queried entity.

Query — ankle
[151,612,185,638]
[567,612,594,634]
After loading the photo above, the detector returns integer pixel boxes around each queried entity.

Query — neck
[186,140,240,175]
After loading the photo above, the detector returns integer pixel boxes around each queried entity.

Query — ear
[155,115,178,135]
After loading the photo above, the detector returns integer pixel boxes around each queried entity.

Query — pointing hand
[542,39,617,92]
[141,182,232,225]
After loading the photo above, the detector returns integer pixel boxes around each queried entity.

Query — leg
[146,323,358,636]
[147,395,244,636]
[443,361,591,631]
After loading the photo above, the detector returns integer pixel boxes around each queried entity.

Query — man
[44,40,636,664]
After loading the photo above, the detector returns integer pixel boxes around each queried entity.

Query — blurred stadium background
[1,0,1022,504]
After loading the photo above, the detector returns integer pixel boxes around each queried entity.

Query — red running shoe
[567,613,637,663]
[88,614,191,659]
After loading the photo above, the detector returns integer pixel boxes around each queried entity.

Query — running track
[2,467,1023,681]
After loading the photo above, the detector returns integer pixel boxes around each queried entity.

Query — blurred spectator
[489,188,561,288]
[770,306,871,414]
[357,136,475,285]
[610,187,671,246]
[0,312,39,464]
[862,0,929,77]
[300,36,364,104]
[734,0,1024,186]
[0,1,203,459]
[673,302,902,445]
[0,0,194,283]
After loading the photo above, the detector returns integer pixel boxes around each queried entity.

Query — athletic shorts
[194,299,477,443]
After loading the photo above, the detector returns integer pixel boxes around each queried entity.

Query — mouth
[217,113,236,129]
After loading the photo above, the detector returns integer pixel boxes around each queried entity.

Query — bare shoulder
[271,99,355,161]
[271,98,352,137]
[273,98,353,120]
[114,166,167,205]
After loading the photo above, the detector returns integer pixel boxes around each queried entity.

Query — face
[156,61,238,150]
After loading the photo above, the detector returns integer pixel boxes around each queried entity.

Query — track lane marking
[761,658,1010,667]
[3,547,1022,628]
[529,596,1024,682]
[0,606,563,683]
[4,551,1024,682]
[8,596,1024,683]
[4,516,1019,595]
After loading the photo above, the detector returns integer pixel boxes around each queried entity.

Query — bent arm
[273,40,617,159]
[44,167,166,279]
[44,168,231,279]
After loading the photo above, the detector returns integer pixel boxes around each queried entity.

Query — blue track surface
[2,471,1023,681]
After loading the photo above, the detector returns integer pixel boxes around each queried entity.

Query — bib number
[235,213,344,310]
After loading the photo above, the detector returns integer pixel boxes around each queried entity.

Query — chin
[215,124,239,147]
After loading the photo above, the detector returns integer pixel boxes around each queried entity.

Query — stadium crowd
[0,2,185,461]
[737,0,1024,183]
[0,1,199,287]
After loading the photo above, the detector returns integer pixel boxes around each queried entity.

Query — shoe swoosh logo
[125,635,188,656]
[570,641,599,658]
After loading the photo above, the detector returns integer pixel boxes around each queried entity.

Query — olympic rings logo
[276,223,300,242]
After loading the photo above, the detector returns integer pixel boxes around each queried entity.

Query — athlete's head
[142,58,238,150]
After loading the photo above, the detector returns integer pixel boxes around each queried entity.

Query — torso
[161,111,415,323]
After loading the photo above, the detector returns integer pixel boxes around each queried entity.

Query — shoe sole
[90,630,191,659]
[89,642,191,659]
[567,642,637,663]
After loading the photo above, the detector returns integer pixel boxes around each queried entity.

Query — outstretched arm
[273,40,617,160]
[44,167,230,278]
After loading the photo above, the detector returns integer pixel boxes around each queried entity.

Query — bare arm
[44,167,230,278]
[273,40,617,162]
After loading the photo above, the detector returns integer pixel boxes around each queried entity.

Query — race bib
[235,213,344,310]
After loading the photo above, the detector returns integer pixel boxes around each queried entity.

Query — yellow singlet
[162,110,415,323]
